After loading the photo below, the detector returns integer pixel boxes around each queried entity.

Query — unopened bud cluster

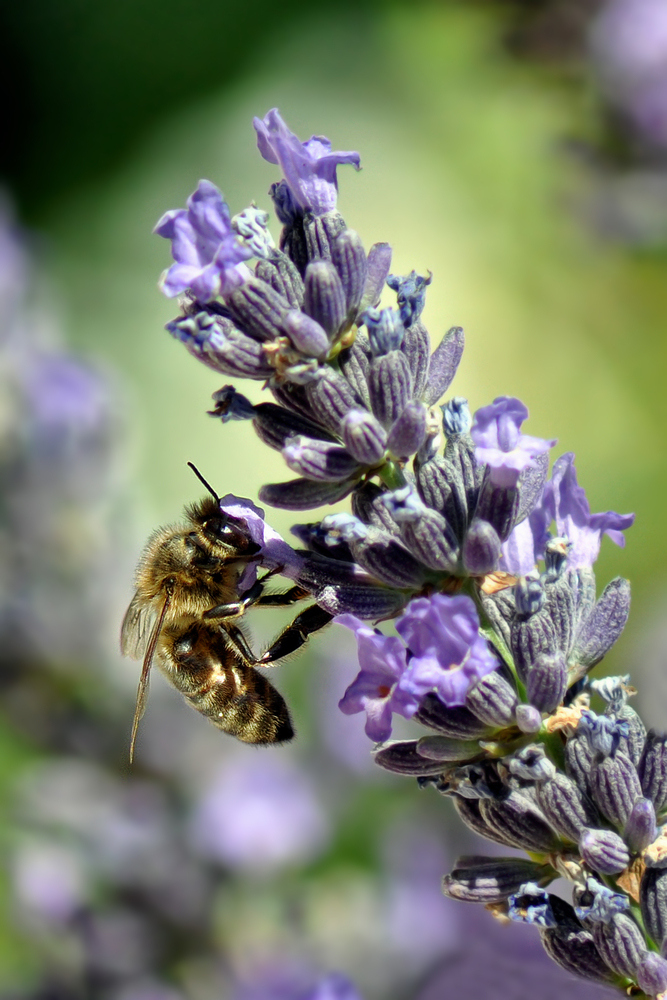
[153,109,661,997]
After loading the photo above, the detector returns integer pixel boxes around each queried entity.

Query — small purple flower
[395,594,498,707]
[253,109,361,216]
[471,397,556,489]
[337,594,497,739]
[154,179,252,301]
[544,453,635,569]
[218,494,305,593]
[336,616,410,742]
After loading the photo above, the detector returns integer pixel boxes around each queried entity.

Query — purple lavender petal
[548,453,635,569]
[472,396,556,489]
[218,494,305,592]
[253,109,361,216]
[335,615,408,741]
[154,180,253,300]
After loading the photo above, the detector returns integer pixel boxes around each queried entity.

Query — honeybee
[121,465,331,761]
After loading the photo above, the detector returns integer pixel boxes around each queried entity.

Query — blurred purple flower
[590,0,667,148]
[471,396,555,488]
[154,179,252,300]
[189,754,329,874]
[253,109,361,216]
[233,969,363,1000]
[13,841,87,923]
[544,453,634,569]
[337,594,497,740]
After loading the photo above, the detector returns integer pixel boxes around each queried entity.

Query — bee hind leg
[258,604,333,664]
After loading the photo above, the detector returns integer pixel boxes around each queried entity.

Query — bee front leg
[258,604,333,664]
[202,578,265,620]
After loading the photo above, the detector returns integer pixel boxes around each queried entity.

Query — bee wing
[121,592,157,660]
[129,589,172,763]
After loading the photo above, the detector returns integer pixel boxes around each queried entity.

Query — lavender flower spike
[154,180,253,301]
[545,453,635,569]
[253,109,361,216]
[471,396,556,489]
[335,615,411,742]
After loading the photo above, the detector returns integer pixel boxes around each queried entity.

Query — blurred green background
[2,0,667,996]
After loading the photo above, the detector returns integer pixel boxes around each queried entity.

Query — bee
[121,464,331,761]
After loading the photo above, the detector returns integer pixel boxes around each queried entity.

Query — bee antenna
[187,462,220,503]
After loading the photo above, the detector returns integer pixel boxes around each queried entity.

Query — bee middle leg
[258,604,333,664]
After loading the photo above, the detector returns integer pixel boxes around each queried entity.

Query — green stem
[378,461,407,490]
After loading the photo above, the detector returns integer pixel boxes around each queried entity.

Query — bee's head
[188,496,260,556]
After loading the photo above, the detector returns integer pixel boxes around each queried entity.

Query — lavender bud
[340,409,387,466]
[465,671,517,727]
[424,326,465,405]
[479,792,562,854]
[232,204,274,257]
[359,242,392,312]
[441,396,472,436]
[508,745,555,783]
[511,609,558,682]
[639,731,667,813]
[167,312,275,378]
[416,736,484,762]
[351,481,399,534]
[572,577,631,670]
[515,451,549,523]
[313,581,406,619]
[526,652,568,713]
[540,925,616,985]
[593,915,647,979]
[364,307,405,355]
[579,828,630,874]
[414,695,493,739]
[641,867,667,948]
[252,402,336,452]
[208,384,256,422]
[282,309,329,357]
[637,953,667,997]
[565,734,595,796]
[442,857,554,905]
[368,351,414,428]
[617,705,647,767]
[387,270,432,328]
[303,210,346,262]
[331,229,367,318]
[346,528,428,589]
[258,477,354,511]
[590,751,642,827]
[255,251,304,309]
[282,436,362,483]
[382,488,459,572]
[339,336,372,409]
[462,518,501,575]
[374,741,450,776]
[270,380,315,420]
[305,367,360,434]
[625,797,657,854]
[401,320,430,399]
[452,796,520,848]
[515,575,545,617]
[226,277,290,341]
[515,704,543,734]
[386,401,427,459]
[543,536,571,581]
[574,877,630,923]
[416,456,466,538]
[302,260,347,338]
[536,775,599,843]
[475,480,520,543]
